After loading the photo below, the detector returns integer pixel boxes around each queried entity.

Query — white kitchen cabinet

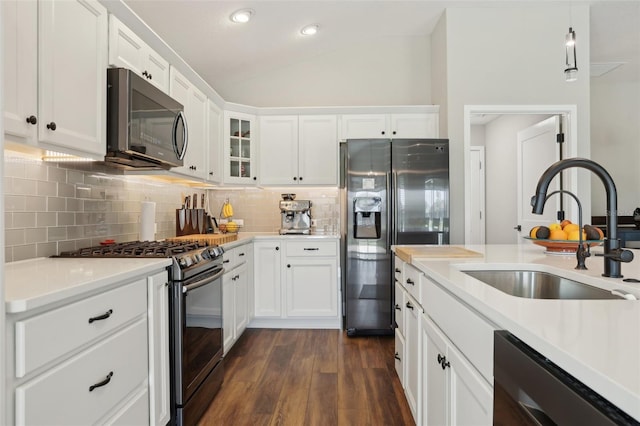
[224,111,258,184]
[285,257,338,317]
[222,244,250,354]
[340,113,438,140]
[38,0,108,158]
[108,15,169,93]
[207,100,223,183]
[405,292,421,422]
[394,281,406,387]
[4,271,163,425]
[2,0,38,144]
[253,240,282,317]
[3,0,108,159]
[170,66,208,180]
[147,270,171,426]
[422,315,493,426]
[259,115,338,185]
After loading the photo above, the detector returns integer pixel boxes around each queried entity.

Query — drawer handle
[394,352,401,361]
[303,248,319,251]
[406,278,415,286]
[89,371,113,392]
[223,260,230,264]
[88,309,113,324]
[405,301,414,310]
[395,268,401,273]
[394,304,401,311]
[239,253,245,257]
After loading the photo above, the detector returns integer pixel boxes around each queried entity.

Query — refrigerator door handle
[386,171,393,251]
[392,171,398,245]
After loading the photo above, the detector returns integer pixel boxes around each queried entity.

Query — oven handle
[182,268,224,293]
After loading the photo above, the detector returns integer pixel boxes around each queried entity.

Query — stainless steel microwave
[106,67,187,170]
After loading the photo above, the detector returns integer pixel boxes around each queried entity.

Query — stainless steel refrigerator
[340,139,449,336]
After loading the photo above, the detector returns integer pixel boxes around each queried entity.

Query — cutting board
[395,246,483,263]
[168,234,238,245]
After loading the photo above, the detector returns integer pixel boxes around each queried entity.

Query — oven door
[494,331,638,425]
[172,266,224,407]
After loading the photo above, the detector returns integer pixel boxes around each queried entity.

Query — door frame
[469,146,486,245]
[463,105,579,244]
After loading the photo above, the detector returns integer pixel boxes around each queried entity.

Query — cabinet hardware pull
[394,352,401,361]
[437,354,444,364]
[293,177,297,181]
[142,70,149,77]
[303,248,319,251]
[299,177,303,181]
[392,131,397,135]
[88,309,113,324]
[46,122,57,131]
[381,131,385,135]
[234,275,240,280]
[287,264,291,268]
[239,253,245,257]
[223,260,230,263]
[89,371,113,392]
[394,304,401,311]
[209,172,214,176]
[275,246,280,251]
[395,268,401,273]
[405,302,414,310]
[253,177,257,180]
[406,278,415,285]
[442,359,450,370]
[26,115,37,125]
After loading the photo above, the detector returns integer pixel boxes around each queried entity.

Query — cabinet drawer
[404,264,422,303]
[394,256,404,284]
[423,277,496,383]
[15,279,146,377]
[223,245,249,272]
[15,319,148,425]
[394,281,405,334]
[285,241,337,257]
[102,387,149,425]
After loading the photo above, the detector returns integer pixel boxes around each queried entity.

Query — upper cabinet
[108,16,170,93]
[170,66,208,180]
[224,111,258,185]
[207,100,223,184]
[3,0,108,159]
[340,113,438,140]
[259,115,338,186]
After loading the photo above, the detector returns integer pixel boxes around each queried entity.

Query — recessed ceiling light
[230,9,253,24]
[300,24,319,36]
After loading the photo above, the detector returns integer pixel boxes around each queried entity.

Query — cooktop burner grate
[57,240,207,258]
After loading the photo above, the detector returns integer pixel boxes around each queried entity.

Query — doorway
[464,105,579,245]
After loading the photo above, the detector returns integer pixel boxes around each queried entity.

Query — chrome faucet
[531,158,633,278]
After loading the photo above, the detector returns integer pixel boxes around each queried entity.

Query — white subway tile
[13,244,37,261]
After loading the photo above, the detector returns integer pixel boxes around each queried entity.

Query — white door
[469,147,486,245]
[516,116,561,243]
[299,115,338,185]
[253,241,282,317]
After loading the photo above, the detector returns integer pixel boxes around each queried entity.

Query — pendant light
[564,27,578,82]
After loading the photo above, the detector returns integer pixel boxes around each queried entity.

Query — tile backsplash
[4,152,340,262]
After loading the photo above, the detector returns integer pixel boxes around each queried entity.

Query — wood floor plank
[337,334,370,412]
[248,343,296,414]
[304,372,338,426]
[338,408,373,426]
[364,367,415,426]
[312,329,338,373]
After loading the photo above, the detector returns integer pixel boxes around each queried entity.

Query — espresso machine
[279,194,312,235]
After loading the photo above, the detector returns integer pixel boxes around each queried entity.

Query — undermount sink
[462,270,626,300]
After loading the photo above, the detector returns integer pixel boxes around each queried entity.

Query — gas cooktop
[57,240,209,258]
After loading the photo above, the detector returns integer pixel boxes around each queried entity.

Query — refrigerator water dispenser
[354,197,382,239]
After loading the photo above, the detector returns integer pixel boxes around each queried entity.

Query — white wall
[470,125,485,147]
[217,36,432,107]
[433,5,591,244]
[590,73,640,217]
[483,115,552,244]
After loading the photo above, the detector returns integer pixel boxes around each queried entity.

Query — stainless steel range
[58,240,225,426]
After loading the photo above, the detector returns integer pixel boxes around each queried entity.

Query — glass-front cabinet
[224,111,257,184]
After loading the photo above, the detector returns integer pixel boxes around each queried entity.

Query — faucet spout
[530,158,633,278]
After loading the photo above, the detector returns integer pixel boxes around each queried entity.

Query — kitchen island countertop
[397,243,640,421]
[220,232,339,250]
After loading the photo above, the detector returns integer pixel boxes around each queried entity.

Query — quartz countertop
[5,257,172,314]
[400,243,640,421]
[220,232,339,250]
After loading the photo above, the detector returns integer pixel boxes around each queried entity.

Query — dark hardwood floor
[199,329,415,426]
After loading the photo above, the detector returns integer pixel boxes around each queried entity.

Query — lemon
[549,229,568,240]
[548,223,562,232]
[563,223,580,234]
[226,221,239,233]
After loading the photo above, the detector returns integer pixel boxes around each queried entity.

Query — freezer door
[392,139,450,245]
[344,139,393,335]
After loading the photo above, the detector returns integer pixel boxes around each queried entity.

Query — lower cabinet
[252,238,340,328]
[148,270,171,426]
[421,314,493,426]
[222,244,250,354]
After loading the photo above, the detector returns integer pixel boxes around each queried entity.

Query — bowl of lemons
[525,220,604,254]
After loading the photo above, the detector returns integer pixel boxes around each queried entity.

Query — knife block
[176,209,206,236]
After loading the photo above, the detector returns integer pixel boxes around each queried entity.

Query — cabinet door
[394,329,405,386]
[38,0,107,158]
[259,116,298,185]
[143,46,170,93]
[405,294,420,422]
[448,345,493,426]
[390,113,438,138]
[422,316,448,426]
[298,115,338,185]
[224,112,257,184]
[207,100,223,183]
[2,0,38,143]
[108,16,146,77]
[340,114,389,139]
[253,241,282,317]
[147,271,170,426]
[234,263,249,338]
[222,272,234,354]
[285,257,337,317]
